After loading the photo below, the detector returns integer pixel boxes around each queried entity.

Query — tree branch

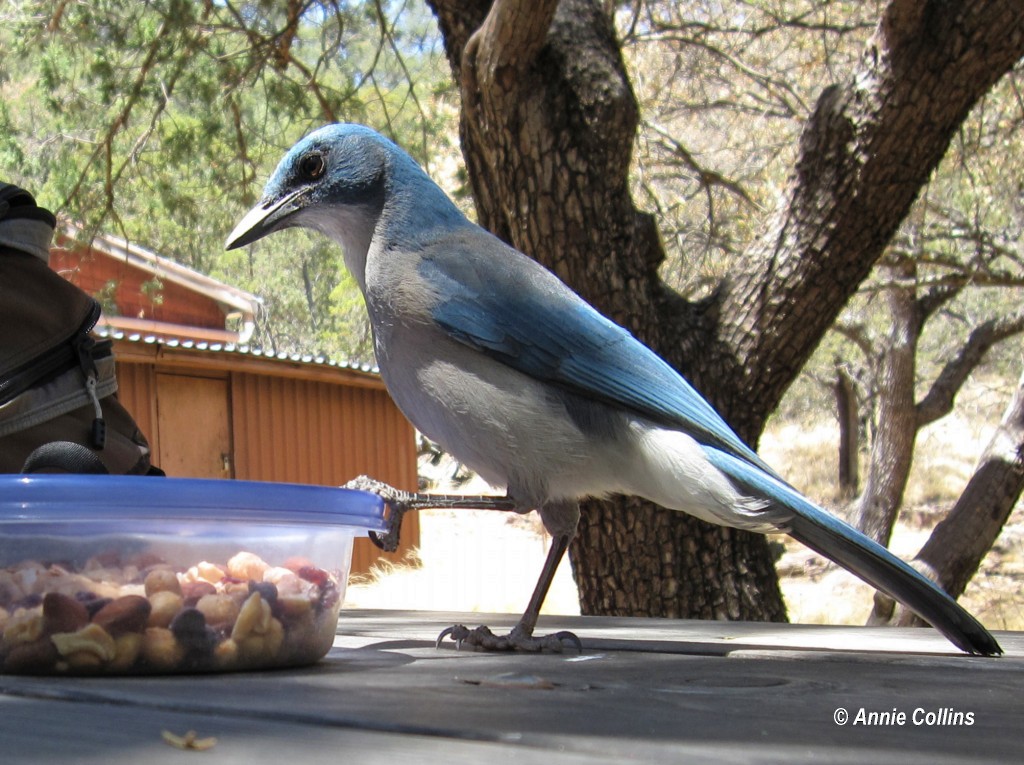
[468,0,559,81]
[916,308,1024,427]
[875,367,1024,627]
[710,1,1024,433]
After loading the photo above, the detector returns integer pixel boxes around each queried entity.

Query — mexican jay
[227,123,1000,656]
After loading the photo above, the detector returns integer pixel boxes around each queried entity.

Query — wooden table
[1,611,1020,764]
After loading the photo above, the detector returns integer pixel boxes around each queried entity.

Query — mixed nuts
[0,551,342,674]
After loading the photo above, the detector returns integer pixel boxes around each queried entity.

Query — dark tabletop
[1,610,1020,764]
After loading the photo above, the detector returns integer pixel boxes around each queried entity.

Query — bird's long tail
[704,447,1002,656]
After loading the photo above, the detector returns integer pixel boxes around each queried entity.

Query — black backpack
[0,182,157,474]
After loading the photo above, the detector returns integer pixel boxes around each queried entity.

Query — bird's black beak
[225,187,309,250]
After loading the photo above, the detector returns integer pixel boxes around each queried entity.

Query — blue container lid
[0,475,388,531]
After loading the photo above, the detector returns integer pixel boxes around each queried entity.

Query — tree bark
[856,293,1024,547]
[427,0,1024,622]
[856,268,922,546]
[710,1,1024,435]
[835,366,860,498]
[872,369,1024,627]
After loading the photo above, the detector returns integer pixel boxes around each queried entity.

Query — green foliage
[0,0,455,363]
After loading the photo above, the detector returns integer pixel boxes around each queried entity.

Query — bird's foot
[344,475,521,552]
[436,623,581,653]
[344,475,412,552]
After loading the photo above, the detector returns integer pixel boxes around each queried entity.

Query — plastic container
[0,475,386,675]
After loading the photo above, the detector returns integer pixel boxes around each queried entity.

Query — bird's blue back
[420,233,777,476]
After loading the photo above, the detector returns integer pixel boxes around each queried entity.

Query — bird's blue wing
[420,236,773,474]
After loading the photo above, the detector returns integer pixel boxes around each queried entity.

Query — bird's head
[225,124,393,254]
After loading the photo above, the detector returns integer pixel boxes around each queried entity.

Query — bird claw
[345,476,411,552]
[436,624,582,653]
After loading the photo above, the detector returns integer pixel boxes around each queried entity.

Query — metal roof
[60,222,263,318]
[96,327,380,376]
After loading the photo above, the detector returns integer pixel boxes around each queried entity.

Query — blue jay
[227,124,1001,656]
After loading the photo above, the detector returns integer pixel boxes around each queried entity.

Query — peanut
[142,627,184,671]
[231,592,271,642]
[108,633,143,672]
[147,590,184,629]
[196,594,240,630]
[144,568,183,597]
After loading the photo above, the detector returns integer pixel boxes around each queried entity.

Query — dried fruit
[297,566,330,588]
[248,581,278,607]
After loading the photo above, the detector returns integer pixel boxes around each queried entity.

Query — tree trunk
[426,0,1024,622]
[835,366,860,498]
[857,272,922,546]
[429,0,786,621]
[872,369,1024,627]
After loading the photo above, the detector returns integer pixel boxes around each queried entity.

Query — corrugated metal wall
[111,341,419,575]
[229,371,419,574]
[114,361,157,447]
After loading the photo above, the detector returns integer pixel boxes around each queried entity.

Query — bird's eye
[299,153,325,181]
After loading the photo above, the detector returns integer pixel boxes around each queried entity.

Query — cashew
[237,617,284,664]
[51,623,116,662]
[185,561,226,585]
[227,551,270,582]
[3,608,44,648]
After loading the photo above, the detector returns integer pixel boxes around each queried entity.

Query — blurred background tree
[0,0,459,360]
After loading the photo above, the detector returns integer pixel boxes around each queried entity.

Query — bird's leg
[436,531,581,653]
[344,475,518,552]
